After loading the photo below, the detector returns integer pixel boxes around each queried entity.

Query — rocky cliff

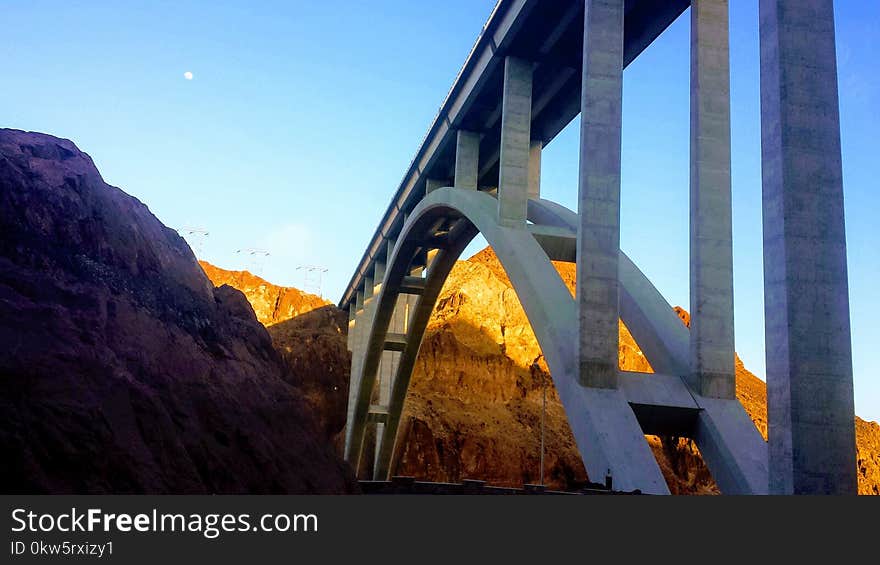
[198,265,351,451]
[0,129,356,493]
[199,262,330,326]
[266,306,351,450]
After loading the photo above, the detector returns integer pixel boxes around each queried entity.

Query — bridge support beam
[759,0,857,494]
[347,289,365,407]
[528,140,542,200]
[345,283,371,462]
[498,56,533,227]
[373,259,386,294]
[371,256,395,473]
[577,0,624,389]
[425,178,446,195]
[374,303,402,477]
[346,302,356,353]
[454,130,480,190]
[690,0,735,399]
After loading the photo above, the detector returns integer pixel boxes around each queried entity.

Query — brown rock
[198,262,330,326]
[199,263,351,451]
[0,129,356,493]
[856,419,880,495]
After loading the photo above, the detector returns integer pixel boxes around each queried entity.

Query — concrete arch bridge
[339,0,857,495]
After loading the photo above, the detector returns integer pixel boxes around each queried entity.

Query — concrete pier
[528,140,542,200]
[371,259,392,471]
[577,0,624,389]
[344,285,369,460]
[690,0,735,399]
[759,0,857,494]
[426,178,445,195]
[498,56,533,227]
[454,130,480,190]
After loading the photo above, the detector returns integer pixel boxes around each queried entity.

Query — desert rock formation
[197,265,351,450]
[0,129,355,493]
[199,261,330,326]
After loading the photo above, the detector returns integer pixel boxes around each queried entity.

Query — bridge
[338,0,857,495]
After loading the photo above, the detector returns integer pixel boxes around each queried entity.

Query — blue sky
[2,1,877,421]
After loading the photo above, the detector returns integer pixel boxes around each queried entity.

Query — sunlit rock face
[199,262,329,327]
[0,129,356,494]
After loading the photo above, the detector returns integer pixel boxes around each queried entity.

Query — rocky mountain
[199,261,330,326]
[214,246,879,495]
[268,307,351,450]
[0,129,356,493]
[198,265,351,451]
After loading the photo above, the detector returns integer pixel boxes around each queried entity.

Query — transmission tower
[297,265,328,297]
[178,226,209,257]
[235,248,271,275]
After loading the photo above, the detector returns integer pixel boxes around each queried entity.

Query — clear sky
[2,1,877,421]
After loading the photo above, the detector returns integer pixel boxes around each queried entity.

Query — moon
[183,71,193,80]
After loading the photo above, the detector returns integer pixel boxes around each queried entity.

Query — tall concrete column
[361,271,376,412]
[690,0,735,399]
[577,0,624,389]
[454,130,480,190]
[528,139,542,200]
[344,301,357,452]
[374,252,394,416]
[346,304,356,352]
[384,240,406,372]
[353,272,379,471]
[426,178,445,195]
[362,273,374,310]
[407,266,422,333]
[760,0,857,494]
[344,288,366,459]
[498,56,533,227]
[370,261,387,408]
[374,290,407,477]
[373,259,386,296]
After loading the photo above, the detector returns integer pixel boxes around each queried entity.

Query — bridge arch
[346,187,766,494]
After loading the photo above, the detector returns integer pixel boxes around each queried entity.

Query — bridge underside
[336,1,691,262]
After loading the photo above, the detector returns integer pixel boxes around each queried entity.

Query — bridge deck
[340,0,689,309]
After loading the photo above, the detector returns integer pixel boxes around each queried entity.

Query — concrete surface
[498,56,533,227]
[690,0,736,399]
[577,0,624,390]
[759,0,857,495]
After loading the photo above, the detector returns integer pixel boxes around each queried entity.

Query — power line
[235,248,271,275]
[178,226,209,257]
[297,265,328,297]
